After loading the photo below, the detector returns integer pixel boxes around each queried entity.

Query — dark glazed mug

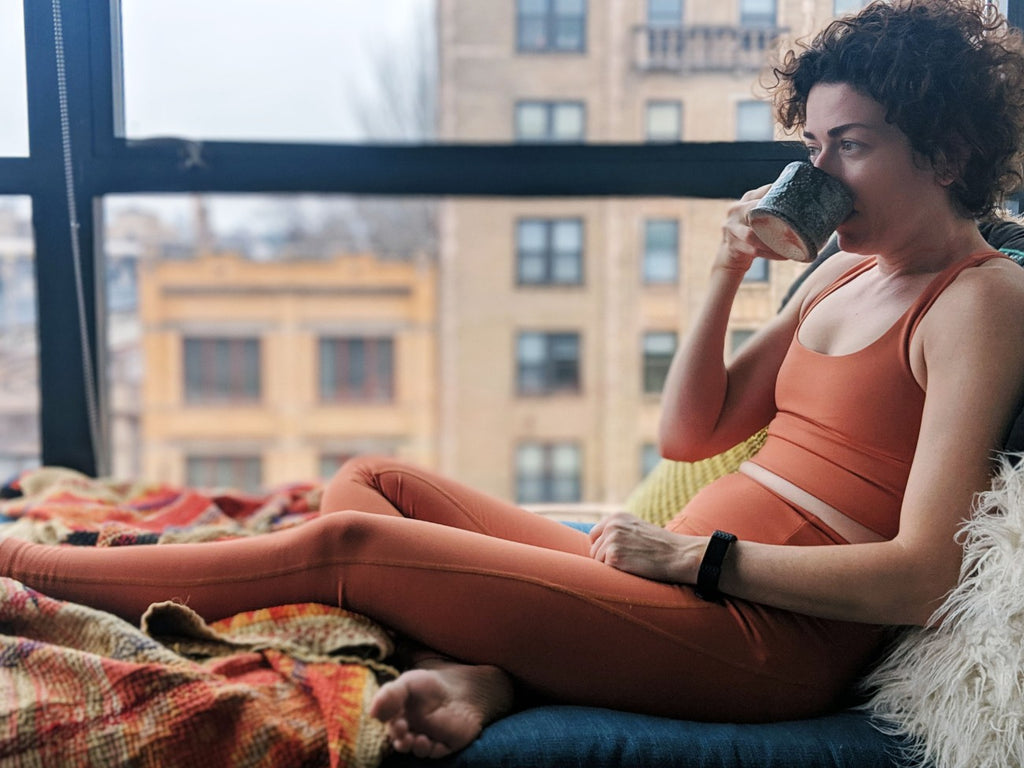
[748,161,854,262]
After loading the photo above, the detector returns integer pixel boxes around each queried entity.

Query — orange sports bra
[751,250,1007,540]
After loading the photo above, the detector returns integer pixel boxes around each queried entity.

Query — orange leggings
[0,456,882,722]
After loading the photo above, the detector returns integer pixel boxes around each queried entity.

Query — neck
[871,218,989,277]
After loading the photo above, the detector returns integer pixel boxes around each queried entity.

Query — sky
[1,0,435,230]
[0,0,432,154]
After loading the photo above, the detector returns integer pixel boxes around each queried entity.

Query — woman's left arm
[592,262,1024,627]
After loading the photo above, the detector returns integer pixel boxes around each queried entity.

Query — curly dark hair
[768,0,1024,218]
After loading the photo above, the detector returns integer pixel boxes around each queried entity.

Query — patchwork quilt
[0,467,396,768]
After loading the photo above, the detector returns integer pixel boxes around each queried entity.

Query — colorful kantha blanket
[0,467,397,768]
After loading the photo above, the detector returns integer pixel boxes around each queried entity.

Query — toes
[369,680,406,722]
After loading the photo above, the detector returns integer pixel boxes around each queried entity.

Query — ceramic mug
[747,161,854,262]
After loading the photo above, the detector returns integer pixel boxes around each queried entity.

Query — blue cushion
[384,705,904,767]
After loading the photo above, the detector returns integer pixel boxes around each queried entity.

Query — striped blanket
[0,467,396,768]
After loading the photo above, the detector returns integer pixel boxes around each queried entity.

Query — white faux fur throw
[862,455,1024,768]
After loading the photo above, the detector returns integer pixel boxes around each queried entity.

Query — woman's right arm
[657,189,842,461]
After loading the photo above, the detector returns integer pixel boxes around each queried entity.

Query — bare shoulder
[933,256,1024,328]
[917,256,1024,384]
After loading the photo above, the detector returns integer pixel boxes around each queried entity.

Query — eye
[805,144,821,159]
[839,139,859,153]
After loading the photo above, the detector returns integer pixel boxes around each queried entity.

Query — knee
[305,510,382,559]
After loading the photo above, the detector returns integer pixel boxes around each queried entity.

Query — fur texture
[862,455,1024,768]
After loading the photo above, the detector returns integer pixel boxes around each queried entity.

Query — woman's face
[802,82,953,257]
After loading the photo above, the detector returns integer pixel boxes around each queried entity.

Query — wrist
[694,530,738,603]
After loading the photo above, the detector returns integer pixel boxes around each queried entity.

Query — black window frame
[5,0,845,476]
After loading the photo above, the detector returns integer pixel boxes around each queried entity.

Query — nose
[809,145,842,177]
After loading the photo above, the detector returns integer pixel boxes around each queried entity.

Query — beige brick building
[436,0,860,506]
[139,252,437,490]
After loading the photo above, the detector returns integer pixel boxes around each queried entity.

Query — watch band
[695,530,737,603]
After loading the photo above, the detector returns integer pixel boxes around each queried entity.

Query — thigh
[320,455,591,555]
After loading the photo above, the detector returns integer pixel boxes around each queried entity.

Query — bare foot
[369,657,514,759]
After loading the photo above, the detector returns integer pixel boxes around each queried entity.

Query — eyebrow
[802,122,877,140]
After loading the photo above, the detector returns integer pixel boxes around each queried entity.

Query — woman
[4,0,1024,759]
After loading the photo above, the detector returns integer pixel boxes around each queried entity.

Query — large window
[319,337,395,403]
[184,337,261,403]
[517,332,581,395]
[642,331,677,395]
[516,442,582,503]
[516,218,584,285]
[642,219,679,284]
[517,0,587,53]
[8,0,825,495]
[515,101,586,142]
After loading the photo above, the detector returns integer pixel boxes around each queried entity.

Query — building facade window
[647,0,683,25]
[833,0,866,15]
[515,442,582,503]
[735,100,774,141]
[743,256,770,282]
[730,328,757,355]
[641,442,661,479]
[516,0,587,53]
[517,218,584,285]
[740,0,777,26]
[183,337,261,403]
[642,219,679,284]
[515,101,586,142]
[186,455,262,493]
[517,331,581,395]
[645,100,682,142]
[319,337,395,403]
[643,331,677,394]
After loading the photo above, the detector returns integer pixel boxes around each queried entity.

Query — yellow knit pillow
[624,429,769,527]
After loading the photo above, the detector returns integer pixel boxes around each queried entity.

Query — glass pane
[646,102,682,142]
[0,197,39,479]
[736,100,774,141]
[648,0,683,25]
[0,0,29,157]
[119,0,437,143]
[116,1,805,145]
[833,0,866,16]
[102,192,805,506]
[552,104,585,141]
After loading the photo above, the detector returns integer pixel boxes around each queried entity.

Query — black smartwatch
[695,530,737,603]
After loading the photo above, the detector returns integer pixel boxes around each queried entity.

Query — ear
[935,137,968,187]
